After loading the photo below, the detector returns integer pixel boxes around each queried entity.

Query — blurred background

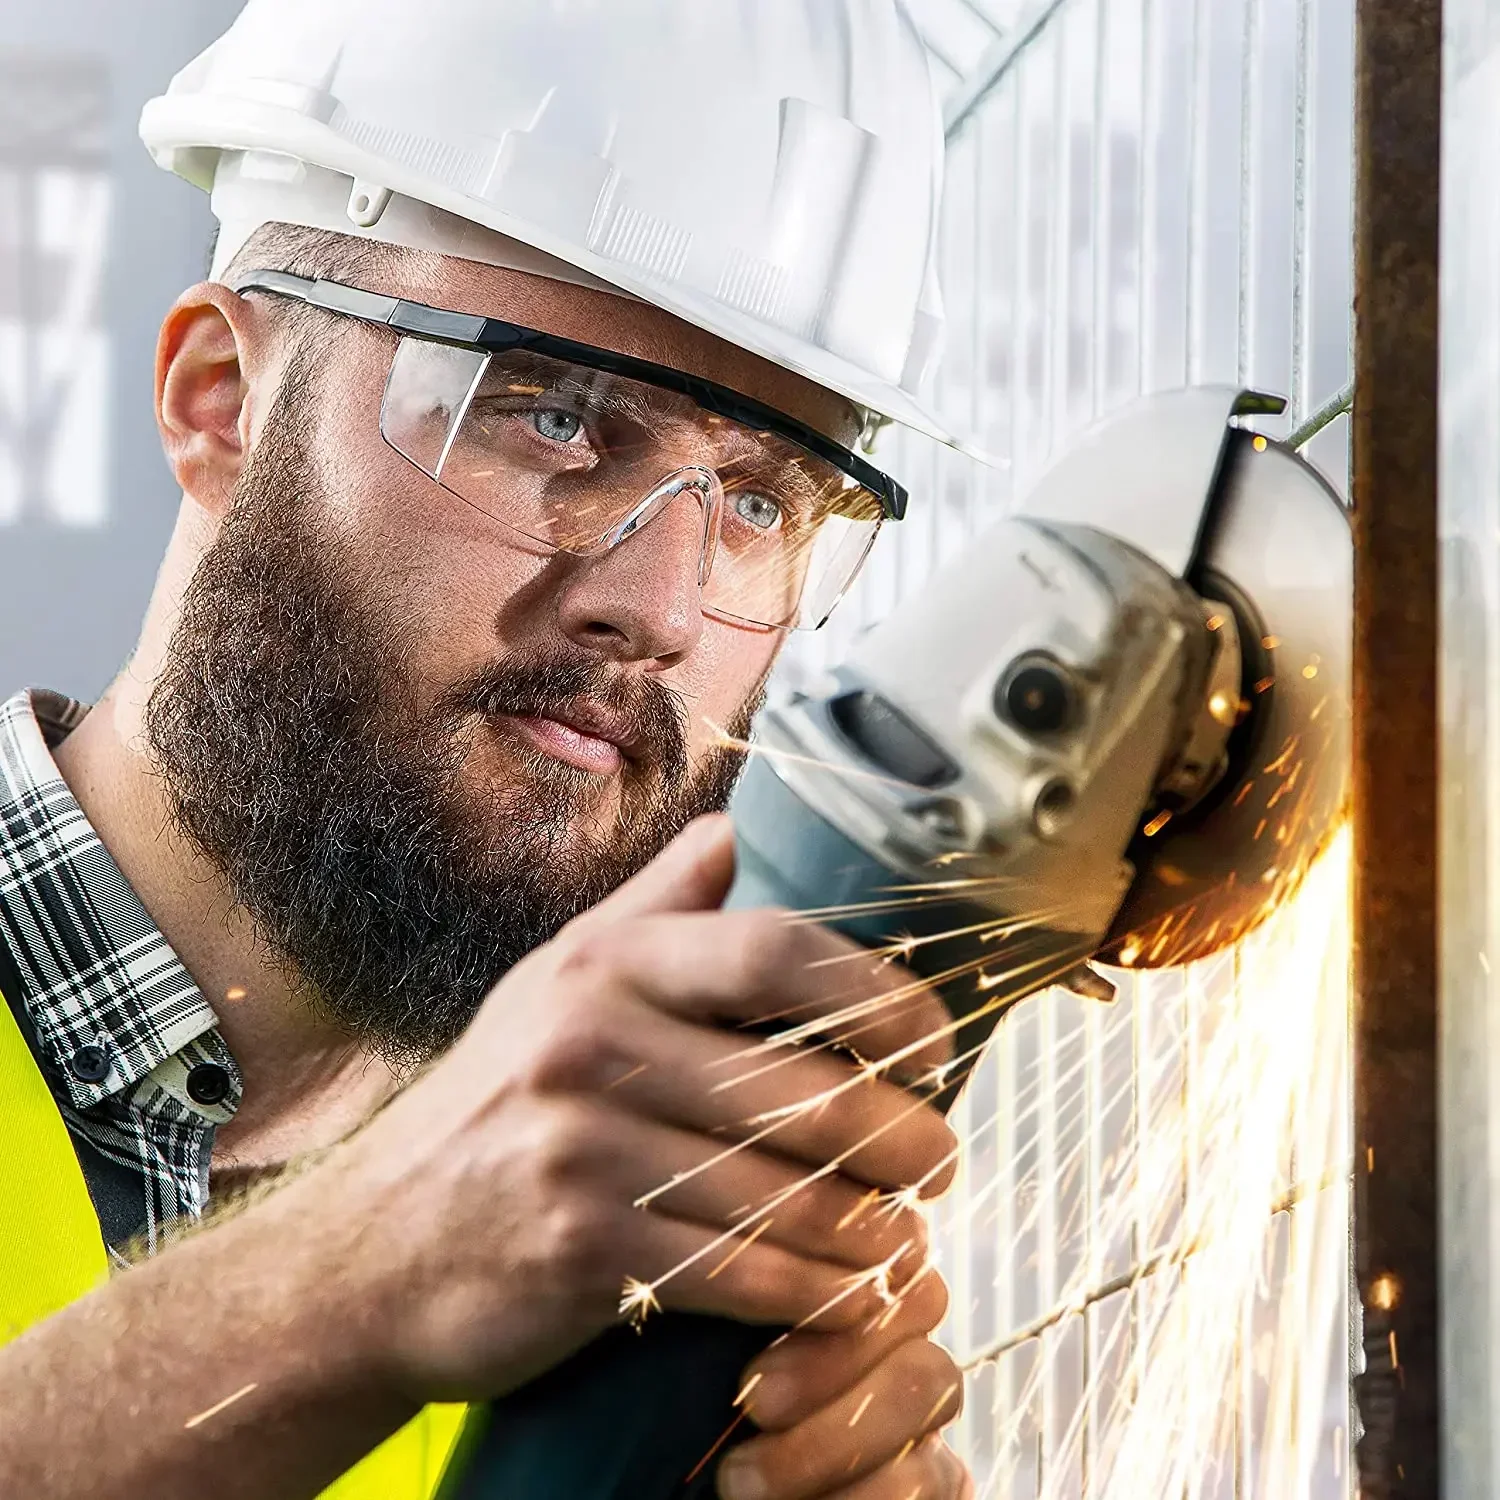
[0,1,243,694]
[0,2,1361,1495]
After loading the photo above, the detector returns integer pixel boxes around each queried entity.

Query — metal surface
[943,0,1073,136]
[1288,383,1355,457]
[1437,6,1500,1498]
[915,0,1017,94]
[1020,386,1279,579]
[1104,433,1353,968]
[1350,0,1443,1495]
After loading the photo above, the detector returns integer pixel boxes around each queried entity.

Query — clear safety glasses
[231,271,908,631]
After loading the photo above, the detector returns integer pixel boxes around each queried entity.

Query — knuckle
[769,1178,836,1250]
[727,910,800,992]
[542,1194,620,1290]
[880,980,952,1050]
[815,1189,904,1267]
[909,1114,960,1193]
[552,922,624,983]
[900,1338,960,1392]
[771,1432,830,1495]
[827,1080,886,1148]
[530,1101,607,1188]
[905,1336,963,1405]
[727,1240,796,1313]
[526,1009,630,1096]
[900,1205,933,1259]
[909,988,954,1055]
[923,1151,961,1200]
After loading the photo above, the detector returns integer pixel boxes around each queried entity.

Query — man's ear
[156,281,274,520]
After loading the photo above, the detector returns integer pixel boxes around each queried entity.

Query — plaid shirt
[0,689,242,1260]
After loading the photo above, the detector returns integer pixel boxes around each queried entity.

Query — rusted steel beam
[1350,0,1444,1495]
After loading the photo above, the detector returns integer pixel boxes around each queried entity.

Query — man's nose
[554,488,710,664]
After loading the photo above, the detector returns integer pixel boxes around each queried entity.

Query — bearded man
[0,4,979,1498]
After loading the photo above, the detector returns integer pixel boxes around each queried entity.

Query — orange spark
[184,1382,259,1430]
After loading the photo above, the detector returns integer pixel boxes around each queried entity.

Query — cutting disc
[1098,431,1352,968]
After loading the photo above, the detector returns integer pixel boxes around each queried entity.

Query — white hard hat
[139,0,960,448]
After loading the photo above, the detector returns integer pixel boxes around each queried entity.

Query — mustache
[446,652,693,772]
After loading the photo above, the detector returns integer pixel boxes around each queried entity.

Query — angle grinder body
[439,389,1351,1499]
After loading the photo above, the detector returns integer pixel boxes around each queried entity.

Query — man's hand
[722,1269,971,1500]
[0,815,969,1500]
[322,813,960,1403]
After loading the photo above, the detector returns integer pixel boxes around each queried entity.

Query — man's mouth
[491,700,643,777]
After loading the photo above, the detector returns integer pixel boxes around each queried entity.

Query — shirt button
[69,1043,112,1084]
[186,1063,232,1108]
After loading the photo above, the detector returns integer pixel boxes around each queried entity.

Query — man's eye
[732,491,784,532]
[530,409,586,444]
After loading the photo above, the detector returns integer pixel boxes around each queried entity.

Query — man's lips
[490,700,643,777]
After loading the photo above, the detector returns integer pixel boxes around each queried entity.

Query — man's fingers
[573,909,956,1078]
[787,1438,969,1500]
[597,1004,958,1197]
[635,1215,895,1332]
[564,1105,931,1273]
[578,815,738,926]
[715,1340,966,1500]
[739,1270,950,1432]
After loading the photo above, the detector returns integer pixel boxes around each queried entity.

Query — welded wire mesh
[778,1,1358,1493]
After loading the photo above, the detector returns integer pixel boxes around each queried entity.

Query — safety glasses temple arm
[229,270,489,344]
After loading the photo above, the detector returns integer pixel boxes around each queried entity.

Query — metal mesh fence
[780,2,1359,1493]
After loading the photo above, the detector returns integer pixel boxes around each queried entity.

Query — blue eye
[733,491,783,532]
[531,409,584,443]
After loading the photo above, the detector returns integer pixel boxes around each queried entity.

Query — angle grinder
[439,386,1352,1499]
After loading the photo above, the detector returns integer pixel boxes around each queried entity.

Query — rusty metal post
[1351,0,1444,1495]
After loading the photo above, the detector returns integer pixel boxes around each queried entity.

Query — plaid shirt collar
[0,689,242,1243]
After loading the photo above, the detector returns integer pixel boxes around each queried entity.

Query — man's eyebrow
[476,351,869,481]
[475,354,699,431]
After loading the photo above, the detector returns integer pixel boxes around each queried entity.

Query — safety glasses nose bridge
[590,467,725,590]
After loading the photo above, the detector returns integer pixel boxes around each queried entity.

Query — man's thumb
[590,814,738,923]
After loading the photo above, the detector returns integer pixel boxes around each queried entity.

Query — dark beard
[146,378,761,1068]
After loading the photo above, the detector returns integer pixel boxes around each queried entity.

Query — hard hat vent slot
[335,111,490,197]
[593,201,691,282]
[716,251,790,323]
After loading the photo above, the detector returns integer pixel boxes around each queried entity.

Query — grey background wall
[0,1,243,699]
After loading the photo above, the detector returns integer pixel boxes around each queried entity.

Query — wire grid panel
[778,0,1357,1494]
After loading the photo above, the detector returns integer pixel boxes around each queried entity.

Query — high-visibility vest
[0,983,471,1496]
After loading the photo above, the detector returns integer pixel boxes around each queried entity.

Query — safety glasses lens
[380,338,884,630]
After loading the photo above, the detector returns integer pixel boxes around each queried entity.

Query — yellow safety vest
[0,984,472,1496]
